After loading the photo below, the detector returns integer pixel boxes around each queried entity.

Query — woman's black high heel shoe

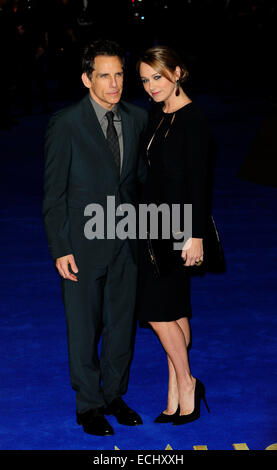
[173,379,210,425]
[154,405,180,423]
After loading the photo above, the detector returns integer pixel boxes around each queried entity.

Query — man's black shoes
[77,408,114,436]
[104,397,143,426]
[77,399,143,435]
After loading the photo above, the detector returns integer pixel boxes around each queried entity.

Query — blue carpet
[0,94,276,451]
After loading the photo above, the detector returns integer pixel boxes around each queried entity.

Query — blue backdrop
[0,92,276,451]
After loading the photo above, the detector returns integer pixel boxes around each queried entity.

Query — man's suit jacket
[43,93,148,268]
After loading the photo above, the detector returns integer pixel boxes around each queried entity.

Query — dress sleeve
[184,112,211,238]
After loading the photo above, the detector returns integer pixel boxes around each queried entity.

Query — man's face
[82,55,124,110]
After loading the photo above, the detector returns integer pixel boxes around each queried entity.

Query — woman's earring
[175,80,180,96]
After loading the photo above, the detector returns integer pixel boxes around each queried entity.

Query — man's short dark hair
[81,39,126,79]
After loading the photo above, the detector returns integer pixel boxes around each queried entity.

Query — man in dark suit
[43,39,148,436]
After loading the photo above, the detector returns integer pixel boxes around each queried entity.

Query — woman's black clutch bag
[146,215,226,277]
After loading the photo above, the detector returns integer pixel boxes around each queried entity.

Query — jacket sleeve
[42,112,73,260]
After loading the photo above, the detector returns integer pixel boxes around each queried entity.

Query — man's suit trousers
[61,241,138,413]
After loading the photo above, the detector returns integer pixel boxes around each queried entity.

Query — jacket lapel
[80,94,120,176]
[81,94,136,179]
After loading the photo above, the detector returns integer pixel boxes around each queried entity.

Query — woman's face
[139,62,178,103]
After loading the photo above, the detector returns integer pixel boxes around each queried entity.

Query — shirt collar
[89,95,121,122]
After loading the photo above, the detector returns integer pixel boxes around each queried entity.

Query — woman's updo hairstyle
[137,45,189,84]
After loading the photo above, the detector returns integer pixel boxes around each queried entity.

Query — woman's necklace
[146,113,176,166]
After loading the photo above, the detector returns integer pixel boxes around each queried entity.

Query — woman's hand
[181,238,204,266]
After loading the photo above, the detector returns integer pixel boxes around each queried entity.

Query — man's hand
[181,238,204,267]
[55,254,79,282]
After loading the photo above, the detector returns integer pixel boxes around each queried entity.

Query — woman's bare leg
[165,355,179,414]
[177,317,191,346]
[165,317,191,414]
[149,318,196,415]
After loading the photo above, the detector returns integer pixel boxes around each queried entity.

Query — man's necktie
[106,111,120,172]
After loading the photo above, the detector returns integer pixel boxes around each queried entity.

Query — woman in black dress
[136,46,210,425]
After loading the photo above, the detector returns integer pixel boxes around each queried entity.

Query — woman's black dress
[136,102,210,324]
